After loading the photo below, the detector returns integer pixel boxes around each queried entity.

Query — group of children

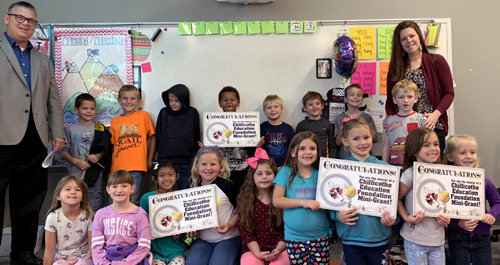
[42,81,499,265]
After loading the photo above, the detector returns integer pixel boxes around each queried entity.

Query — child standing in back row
[156,84,200,189]
[258,95,295,167]
[445,135,500,265]
[296,91,335,158]
[61,93,110,211]
[334,84,377,159]
[110,85,155,204]
[383,80,425,165]
[217,86,254,191]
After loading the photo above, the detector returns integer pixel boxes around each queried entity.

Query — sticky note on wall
[193,22,206,35]
[233,22,248,35]
[219,22,234,35]
[275,21,289,34]
[350,27,376,60]
[261,21,275,34]
[205,22,219,35]
[247,21,261,35]
[178,22,192,35]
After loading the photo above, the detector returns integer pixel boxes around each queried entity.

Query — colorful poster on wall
[413,162,485,219]
[379,61,389,95]
[54,28,133,126]
[29,28,50,58]
[149,185,218,238]
[316,158,400,219]
[203,112,260,147]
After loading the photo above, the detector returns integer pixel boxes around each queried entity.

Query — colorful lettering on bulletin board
[377,26,395,59]
[379,62,389,95]
[351,62,376,95]
[349,27,375,60]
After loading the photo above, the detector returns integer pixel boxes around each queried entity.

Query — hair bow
[245,148,269,169]
[342,115,358,123]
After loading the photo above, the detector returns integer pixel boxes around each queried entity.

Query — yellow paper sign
[350,27,376,60]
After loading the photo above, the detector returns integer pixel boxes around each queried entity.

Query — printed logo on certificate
[203,112,260,147]
[413,162,485,219]
[316,158,400,219]
[149,185,218,238]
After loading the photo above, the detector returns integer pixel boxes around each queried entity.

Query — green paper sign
[377,25,396,59]
[247,21,261,35]
[233,22,248,35]
[205,22,219,35]
[178,22,192,35]
[193,22,206,36]
[261,21,275,34]
[276,21,289,34]
[219,21,234,35]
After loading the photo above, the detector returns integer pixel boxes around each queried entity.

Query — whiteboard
[58,19,451,154]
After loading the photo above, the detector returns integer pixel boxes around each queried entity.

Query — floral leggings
[285,236,330,264]
[152,256,185,265]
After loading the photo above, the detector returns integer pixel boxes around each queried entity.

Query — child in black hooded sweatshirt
[156,84,200,189]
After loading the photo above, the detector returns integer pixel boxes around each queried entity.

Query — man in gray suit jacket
[0,2,64,264]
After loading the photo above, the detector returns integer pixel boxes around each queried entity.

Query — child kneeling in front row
[331,118,396,265]
[92,170,152,265]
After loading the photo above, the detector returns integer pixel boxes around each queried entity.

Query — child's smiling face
[156,166,179,192]
[341,124,372,161]
[219,92,240,112]
[197,153,221,185]
[345,87,363,109]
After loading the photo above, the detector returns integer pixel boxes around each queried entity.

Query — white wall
[1,0,499,185]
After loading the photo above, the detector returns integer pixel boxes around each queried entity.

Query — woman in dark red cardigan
[386,20,454,151]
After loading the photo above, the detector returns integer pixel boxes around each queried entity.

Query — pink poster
[350,62,376,95]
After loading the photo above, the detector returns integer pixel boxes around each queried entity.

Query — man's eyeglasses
[7,14,38,27]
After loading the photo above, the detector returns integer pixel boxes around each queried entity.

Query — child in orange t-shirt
[110,85,155,204]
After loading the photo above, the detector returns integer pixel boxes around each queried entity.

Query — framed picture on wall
[316,58,332,79]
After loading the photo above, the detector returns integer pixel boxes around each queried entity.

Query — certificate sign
[413,162,485,219]
[203,112,260,147]
[149,185,218,238]
[316,158,400,219]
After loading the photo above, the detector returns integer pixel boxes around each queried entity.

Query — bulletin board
[48,18,453,154]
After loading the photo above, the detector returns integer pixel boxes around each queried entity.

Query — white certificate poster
[413,162,485,219]
[203,112,260,147]
[149,185,218,238]
[316,158,400,219]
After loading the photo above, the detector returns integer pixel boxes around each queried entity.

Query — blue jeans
[175,163,191,190]
[185,236,241,265]
[447,229,491,265]
[404,239,444,265]
[128,171,143,205]
[343,244,389,265]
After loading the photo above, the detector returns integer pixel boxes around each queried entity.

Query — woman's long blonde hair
[46,176,94,220]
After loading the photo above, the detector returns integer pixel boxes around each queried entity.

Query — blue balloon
[333,36,358,80]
